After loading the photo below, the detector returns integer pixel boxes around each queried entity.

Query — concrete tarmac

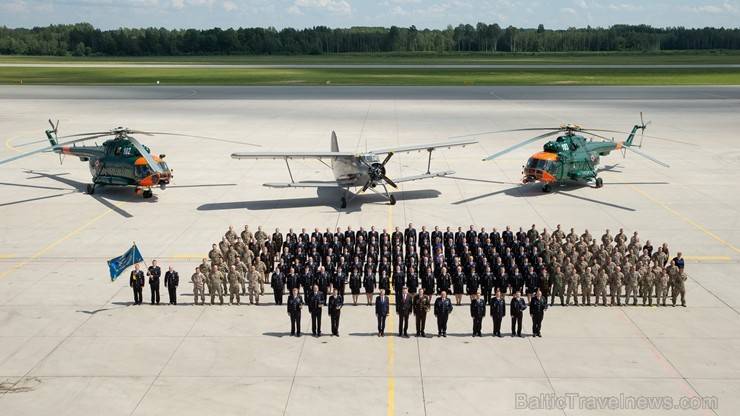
[0,85,738,415]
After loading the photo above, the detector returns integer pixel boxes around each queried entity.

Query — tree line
[0,22,739,56]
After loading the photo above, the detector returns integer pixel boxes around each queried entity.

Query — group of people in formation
[187,222,689,337]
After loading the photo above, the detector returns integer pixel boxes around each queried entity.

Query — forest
[0,23,739,56]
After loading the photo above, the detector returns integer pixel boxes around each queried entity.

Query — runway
[0,85,738,415]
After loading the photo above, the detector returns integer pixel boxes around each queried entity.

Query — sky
[1,0,739,31]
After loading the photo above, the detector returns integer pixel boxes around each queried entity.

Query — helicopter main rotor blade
[482,130,560,161]
[0,136,106,166]
[136,132,262,147]
[127,135,164,174]
[449,127,562,140]
[624,146,670,168]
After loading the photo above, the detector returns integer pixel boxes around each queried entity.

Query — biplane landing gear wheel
[340,197,347,209]
[143,189,153,199]
[86,184,95,195]
[389,195,396,205]
[542,184,552,193]
[595,178,603,188]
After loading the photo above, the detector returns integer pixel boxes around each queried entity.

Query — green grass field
[1,51,739,85]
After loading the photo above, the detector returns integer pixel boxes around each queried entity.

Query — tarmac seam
[616,308,719,416]
[527,337,568,416]
[415,334,428,416]
[127,302,207,416]
[281,321,307,416]
[0,282,129,399]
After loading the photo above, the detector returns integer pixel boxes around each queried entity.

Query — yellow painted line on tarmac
[387,193,395,416]
[683,256,733,261]
[608,175,740,254]
[0,254,15,259]
[0,196,133,280]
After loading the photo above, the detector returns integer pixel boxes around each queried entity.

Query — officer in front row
[529,288,548,337]
[130,263,145,305]
[510,291,527,337]
[490,289,506,337]
[328,288,343,336]
[413,288,431,337]
[287,287,304,337]
[164,266,179,305]
[434,290,453,337]
[307,284,325,337]
[470,291,486,337]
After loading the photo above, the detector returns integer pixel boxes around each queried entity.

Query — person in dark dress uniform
[327,288,343,336]
[375,288,390,336]
[530,289,548,337]
[130,264,145,305]
[470,291,486,337]
[510,291,527,337]
[396,287,413,337]
[490,289,506,337]
[434,290,453,337]
[307,285,324,337]
[287,287,304,337]
[413,288,432,337]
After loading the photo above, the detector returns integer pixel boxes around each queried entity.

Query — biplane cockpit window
[363,154,380,164]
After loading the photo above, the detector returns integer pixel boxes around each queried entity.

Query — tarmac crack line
[128,302,207,416]
[281,318,308,416]
[615,308,718,416]
[415,334,428,416]
[527,337,568,416]
[0,282,130,399]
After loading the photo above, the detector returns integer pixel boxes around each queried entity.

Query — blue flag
[107,244,144,281]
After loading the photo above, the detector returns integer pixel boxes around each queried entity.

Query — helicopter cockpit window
[114,147,122,156]
[526,158,558,173]
[158,161,169,172]
[135,165,153,177]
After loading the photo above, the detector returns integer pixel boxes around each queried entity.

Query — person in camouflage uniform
[228,265,243,305]
[641,266,656,306]
[609,265,624,306]
[655,269,669,307]
[255,258,268,295]
[594,269,608,306]
[550,266,565,306]
[672,271,687,307]
[235,255,249,295]
[624,265,641,306]
[209,265,225,305]
[247,264,262,305]
[581,266,594,306]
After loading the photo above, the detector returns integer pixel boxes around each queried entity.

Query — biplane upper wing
[262,181,342,188]
[231,151,355,160]
[369,139,478,156]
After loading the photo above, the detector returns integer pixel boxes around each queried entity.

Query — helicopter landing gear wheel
[143,189,153,199]
[595,178,603,188]
[542,184,552,193]
[389,195,396,205]
[340,197,347,209]
[86,184,95,195]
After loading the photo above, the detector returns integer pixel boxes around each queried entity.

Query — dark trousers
[290,312,301,335]
[398,313,410,335]
[493,315,503,335]
[150,286,160,304]
[511,313,523,336]
[330,312,340,335]
[473,317,483,335]
[415,312,427,334]
[437,313,449,334]
[311,310,322,335]
[273,290,283,305]
[133,287,143,304]
[532,313,543,335]
[377,314,387,334]
[167,286,176,304]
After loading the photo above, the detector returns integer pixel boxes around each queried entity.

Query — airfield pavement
[0,85,738,416]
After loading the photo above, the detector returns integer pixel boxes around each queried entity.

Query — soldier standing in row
[287,287,304,337]
[191,266,206,305]
[510,291,526,337]
[490,289,506,337]
[396,287,413,337]
[550,266,565,306]
[307,284,324,337]
[227,265,242,305]
[147,260,161,305]
[375,288,390,337]
[470,291,486,337]
[164,266,179,305]
[530,289,547,337]
[247,265,261,305]
[328,288,343,336]
[130,263,145,305]
[434,290,453,337]
[413,288,431,337]
[271,267,286,305]
[209,265,224,305]
[672,271,687,307]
